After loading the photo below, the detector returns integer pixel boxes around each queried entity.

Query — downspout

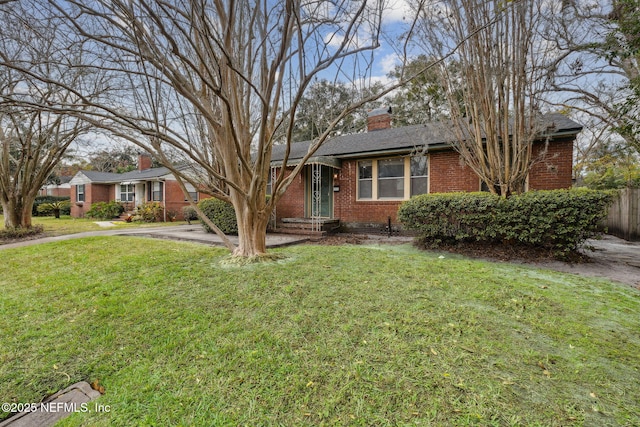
[162,179,166,222]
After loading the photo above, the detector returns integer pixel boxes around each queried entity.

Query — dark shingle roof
[79,167,172,183]
[271,113,582,163]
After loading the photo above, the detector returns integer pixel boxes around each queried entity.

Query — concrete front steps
[273,218,340,237]
[118,211,135,221]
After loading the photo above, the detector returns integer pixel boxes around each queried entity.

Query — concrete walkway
[0,224,309,250]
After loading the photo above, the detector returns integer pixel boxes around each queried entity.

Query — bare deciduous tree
[542,0,640,155]
[27,0,424,257]
[0,2,95,229]
[413,0,550,196]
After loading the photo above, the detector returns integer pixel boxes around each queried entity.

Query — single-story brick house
[69,154,205,220]
[270,109,581,233]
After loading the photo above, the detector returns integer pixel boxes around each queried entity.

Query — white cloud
[379,53,399,74]
[324,31,345,49]
[382,0,412,24]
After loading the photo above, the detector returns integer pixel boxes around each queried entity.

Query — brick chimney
[138,153,152,171]
[367,107,392,132]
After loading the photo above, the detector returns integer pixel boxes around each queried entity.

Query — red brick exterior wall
[273,154,478,227]
[429,151,480,193]
[333,160,403,225]
[528,138,574,190]
[273,139,575,229]
[39,187,71,197]
[163,180,186,218]
[274,168,306,219]
[70,183,113,218]
[70,180,209,220]
[163,180,211,220]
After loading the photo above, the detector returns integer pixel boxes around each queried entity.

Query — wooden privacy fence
[606,188,640,241]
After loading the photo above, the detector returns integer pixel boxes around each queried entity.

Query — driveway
[526,234,640,288]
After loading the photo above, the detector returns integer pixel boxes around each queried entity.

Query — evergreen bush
[197,197,237,235]
[398,189,614,258]
[33,196,71,216]
[134,202,164,222]
[86,201,125,220]
[182,205,199,224]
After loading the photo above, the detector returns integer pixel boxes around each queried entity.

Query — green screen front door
[306,165,333,218]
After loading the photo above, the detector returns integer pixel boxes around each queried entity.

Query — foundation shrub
[197,198,237,235]
[134,202,164,222]
[86,201,125,220]
[398,189,614,258]
[398,192,500,243]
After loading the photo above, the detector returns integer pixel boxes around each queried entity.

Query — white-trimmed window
[266,171,273,196]
[120,184,134,202]
[410,156,429,196]
[378,158,405,199]
[150,181,163,201]
[183,183,199,202]
[357,156,429,201]
[358,161,373,199]
[76,184,85,202]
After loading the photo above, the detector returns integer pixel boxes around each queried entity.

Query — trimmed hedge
[398,189,614,258]
[33,196,71,216]
[197,197,238,235]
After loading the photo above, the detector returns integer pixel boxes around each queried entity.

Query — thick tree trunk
[231,194,270,258]
[1,196,35,229]
[234,216,269,257]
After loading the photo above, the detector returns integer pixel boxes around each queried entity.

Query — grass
[0,215,188,238]
[0,238,639,426]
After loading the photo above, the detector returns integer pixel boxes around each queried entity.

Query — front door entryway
[305,164,334,218]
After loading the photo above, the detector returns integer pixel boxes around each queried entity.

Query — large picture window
[378,158,405,199]
[357,156,429,201]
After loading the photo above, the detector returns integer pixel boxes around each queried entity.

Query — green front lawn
[1,238,639,426]
[0,215,188,237]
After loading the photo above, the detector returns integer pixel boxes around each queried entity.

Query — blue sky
[316,0,414,87]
